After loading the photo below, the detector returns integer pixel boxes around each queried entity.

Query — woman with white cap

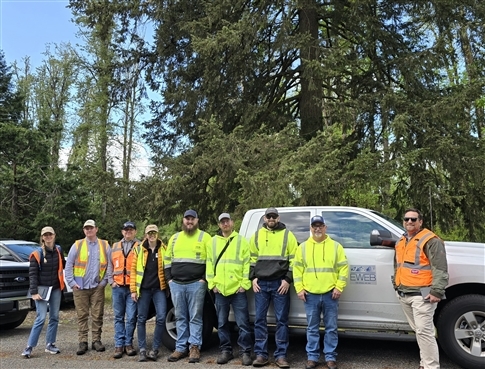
[21,226,66,358]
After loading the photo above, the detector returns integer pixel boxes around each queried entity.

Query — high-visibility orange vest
[395,228,436,287]
[111,240,138,286]
[30,246,65,290]
[73,238,108,280]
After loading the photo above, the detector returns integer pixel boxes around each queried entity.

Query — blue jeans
[136,288,167,351]
[112,285,137,347]
[254,279,290,359]
[215,291,252,354]
[27,288,62,347]
[169,280,206,351]
[304,291,339,362]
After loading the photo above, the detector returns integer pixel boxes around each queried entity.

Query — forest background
[1,0,484,249]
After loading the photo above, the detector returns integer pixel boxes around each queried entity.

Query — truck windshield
[370,210,405,231]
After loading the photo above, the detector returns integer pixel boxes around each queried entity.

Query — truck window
[257,211,311,244]
[321,211,389,248]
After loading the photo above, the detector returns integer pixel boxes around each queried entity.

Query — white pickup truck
[160,206,484,369]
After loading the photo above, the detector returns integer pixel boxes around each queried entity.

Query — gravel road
[0,305,462,369]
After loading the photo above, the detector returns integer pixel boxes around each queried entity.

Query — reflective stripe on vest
[254,228,289,259]
[73,239,108,280]
[111,240,138,286]
[30,247,65,291]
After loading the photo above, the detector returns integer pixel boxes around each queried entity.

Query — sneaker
[45,343,60,354]
[113,346,124,359]
[217,351,234,364]
[92,340,105,352]
[139,350,147,362]
[147,349,159,361]
[188,345,200,363]
[124,345,137,356]
[275,357,290,368]
[76,342,88,355]
[242,353,252,366]
[21,346,33,358]
[252,355,269,367]
[326,361,338,369]
[306,360,318,369]
[167,350,188,362]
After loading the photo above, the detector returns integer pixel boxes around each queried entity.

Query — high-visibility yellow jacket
[249,224,297,283]
[293,235,349,294]
[164,229,211,283]
[111,240,139,286]
[130,239,166,296]
[206,231,251,296]
[72,238,108,280]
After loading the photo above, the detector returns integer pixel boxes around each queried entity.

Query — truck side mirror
[370,229,396,247]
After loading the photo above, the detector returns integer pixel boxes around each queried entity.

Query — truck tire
[161,293,217,351]
[1,313,28,330]
[437,294,485,369]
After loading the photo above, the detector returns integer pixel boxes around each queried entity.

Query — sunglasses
[311,224,325,229]
[266,214,278,219]
[403,217,418,222]
[147,231,158,236]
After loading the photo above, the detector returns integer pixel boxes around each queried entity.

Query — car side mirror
[370,229,396,247]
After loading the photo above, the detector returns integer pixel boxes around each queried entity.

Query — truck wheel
[161,294,217,351]
[1,314,28,330]
[437,294,485,369]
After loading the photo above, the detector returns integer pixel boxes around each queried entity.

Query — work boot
[217,351,234,364]
[113,346,123,359]
[252,355,269,367]
[147,349,159,361]
[275,357,290,368]
[124,345,137,356]
[306,360,318,369]
[326,361,338,369]
[76,342,88,355]
[92,340,105,352]
[188,345,200,363]
[167,350,188,362]
[242,353,252,366]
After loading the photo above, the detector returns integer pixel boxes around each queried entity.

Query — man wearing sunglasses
[293,215,348,369]
[393,208,448,369]
[249,207,298,368]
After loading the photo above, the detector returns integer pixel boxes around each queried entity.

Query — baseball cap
[265,207,279,216]
[184,209,198,218]
[83,219,96,228]
[123,221,136,230]
[41,226,55,236]
[145,224,159,233]
[218,213,231,222]
[310,215,325,225]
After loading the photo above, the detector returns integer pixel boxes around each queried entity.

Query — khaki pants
[73,286,106,343]
[398,294,439,369]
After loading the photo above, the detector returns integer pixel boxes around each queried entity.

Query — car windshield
[7,243,40,261]
[370,210,405,231]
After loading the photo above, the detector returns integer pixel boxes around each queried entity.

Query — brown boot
[167,350,188,362]
[189,345,200,363]
[113,347,123,359]
[124,345,136,356]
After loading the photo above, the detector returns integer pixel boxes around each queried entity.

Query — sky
[0,0,152,177]
[0,0,78,67]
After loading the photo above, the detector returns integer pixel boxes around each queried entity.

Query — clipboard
[27,286,53,301]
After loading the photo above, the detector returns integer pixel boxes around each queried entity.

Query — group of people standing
[21,206,447,369]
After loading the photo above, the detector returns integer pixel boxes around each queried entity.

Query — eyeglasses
[266,214,278,219]
[147,231,158,236]
[403,217,418,222]
[311,224,325,229]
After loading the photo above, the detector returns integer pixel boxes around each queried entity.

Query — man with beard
[165,210,212,363]
[249,207,298,369]
[293,216,349,369]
